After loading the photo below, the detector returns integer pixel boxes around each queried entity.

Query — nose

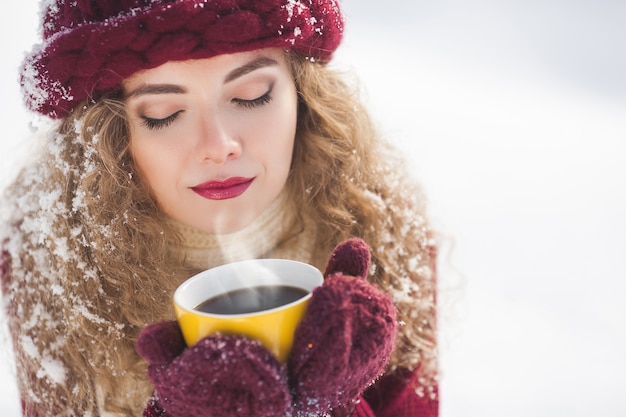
[197,114,242,164]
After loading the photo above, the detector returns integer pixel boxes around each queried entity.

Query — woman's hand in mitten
[136,320,292,417]
[288,238,398,417]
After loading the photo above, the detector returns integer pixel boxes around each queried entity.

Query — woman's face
[124,49,297,234]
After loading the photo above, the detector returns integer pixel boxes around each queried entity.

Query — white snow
[1,1,625,416]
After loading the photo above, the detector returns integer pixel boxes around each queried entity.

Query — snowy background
[1,0,625,415]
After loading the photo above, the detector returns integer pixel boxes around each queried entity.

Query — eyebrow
[224,57,279,83]
[125,84,187,98]
[125,56,280,98]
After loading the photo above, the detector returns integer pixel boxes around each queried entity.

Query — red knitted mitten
[136,321,291,417]
[288,238,398,417]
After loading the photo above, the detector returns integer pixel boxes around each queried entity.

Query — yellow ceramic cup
[173,259,323,363]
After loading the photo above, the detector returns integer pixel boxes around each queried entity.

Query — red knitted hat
[21,0,344,119]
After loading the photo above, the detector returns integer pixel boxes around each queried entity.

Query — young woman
[1,1,438,416]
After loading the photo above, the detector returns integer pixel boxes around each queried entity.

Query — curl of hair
[286,53,438,380]
[63,96,191,413]
[2,95,186,414]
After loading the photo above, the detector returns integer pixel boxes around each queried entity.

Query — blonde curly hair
[1,51,437,416]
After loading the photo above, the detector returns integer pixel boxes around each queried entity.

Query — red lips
[191,177,254,200]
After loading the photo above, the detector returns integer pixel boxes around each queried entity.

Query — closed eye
[232,84,274,109]
[140,110,184,130]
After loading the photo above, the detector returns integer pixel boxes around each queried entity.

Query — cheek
[130,136,175,195]
[260,108,297,171]
[268,90,298,157]
[236,96,297,161]
[130,139,154,182]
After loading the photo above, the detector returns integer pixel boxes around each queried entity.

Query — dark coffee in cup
[194,285,309,315]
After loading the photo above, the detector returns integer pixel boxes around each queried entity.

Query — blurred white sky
[1,1,625,416]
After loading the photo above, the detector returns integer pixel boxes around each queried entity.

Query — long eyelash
[140,110,182,130]
[233,85,274,109]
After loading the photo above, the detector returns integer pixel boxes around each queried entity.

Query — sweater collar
[167,191,317,271]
